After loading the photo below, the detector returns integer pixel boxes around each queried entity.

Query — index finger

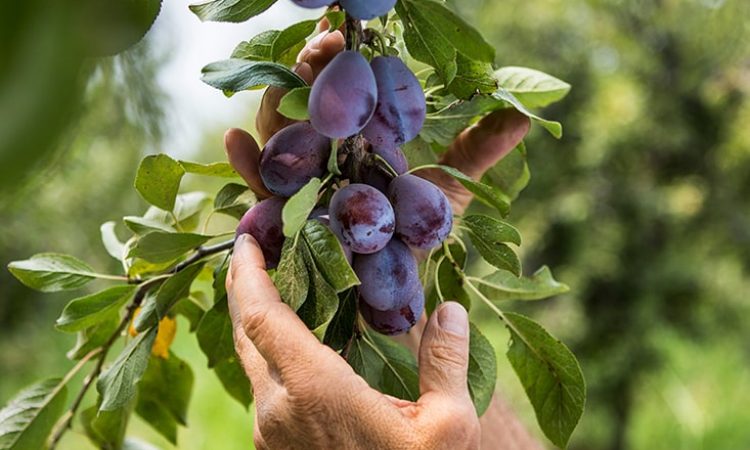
[227,234,323,377]
[256,29,345,143]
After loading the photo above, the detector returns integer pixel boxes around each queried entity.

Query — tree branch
[47,238,235,449]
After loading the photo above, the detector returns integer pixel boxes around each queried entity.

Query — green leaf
[201,59,307,94]
[170,192,213,226]
[297,247,339,340]
[101,221,126,261]
[127,232,212,264]
[0,378,67,450]
[123,216,176,235]
[504,313,585,448]
[135,154,185,211]
[470,239,520,277]
[431,244,471,312]
[482,142,530,201]
[463,215,521,246]
[464,215,522,276]
[396,0,495,83]
[350,333,420,401]
[172,297,206,332]
[231,30,277,61]
[97,328,157,411]
[196,295,235,368]
[421,95,499,146]
[7,253,99,292]
[277,87,311,121]
[214,182,254,219]
[323,289,357,351]
[275,239,309,312]
[67,314,120,360]
[494,66,571,109]
[56,285,137,333]
[189,0,277,22]
[479,266,569,301]
[213,357,253,409]
[325,11,345,31]
[436,166,510,216]
[447,53,497,100]
[214,183,252,210]
[80,397,134,450]
[302,220,359,292]
[179,161,238,178]
[468,324,497,416]
[282,178,322,238]
[395,0,456,82]
[134,263,206,332]
[402,137,438,168]
[492,89,563,139]
[136,353,194,444]
[272,20,316,61]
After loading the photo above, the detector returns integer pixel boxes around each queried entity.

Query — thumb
[418,302,471,398]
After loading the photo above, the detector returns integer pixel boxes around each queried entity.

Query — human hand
[224,25,532,449]
[227,234,480,449]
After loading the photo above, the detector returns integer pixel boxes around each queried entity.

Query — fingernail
[437,302,468,337]
[234,233,249,250]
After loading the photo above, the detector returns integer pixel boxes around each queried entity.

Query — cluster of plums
[292,0,396,21]
[237,49,452,335]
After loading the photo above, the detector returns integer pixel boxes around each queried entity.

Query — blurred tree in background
[457,0,750,448]
[2,1,750,449]
[0,41,166,398]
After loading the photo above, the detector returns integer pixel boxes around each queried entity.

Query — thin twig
[47,238,235,449]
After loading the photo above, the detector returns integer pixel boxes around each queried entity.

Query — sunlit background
[2,0,750,449]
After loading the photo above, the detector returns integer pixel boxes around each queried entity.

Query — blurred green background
[2,0,750,449]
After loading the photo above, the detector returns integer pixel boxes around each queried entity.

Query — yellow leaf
[152,316,176,359]
[129,307,177,358]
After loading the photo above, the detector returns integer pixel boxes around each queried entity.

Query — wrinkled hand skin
[225,22,533,450]
[228,234,480,449]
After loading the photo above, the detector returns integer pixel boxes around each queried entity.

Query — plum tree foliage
[3,0,584,448]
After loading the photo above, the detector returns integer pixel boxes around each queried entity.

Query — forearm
[479,394,544,450]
